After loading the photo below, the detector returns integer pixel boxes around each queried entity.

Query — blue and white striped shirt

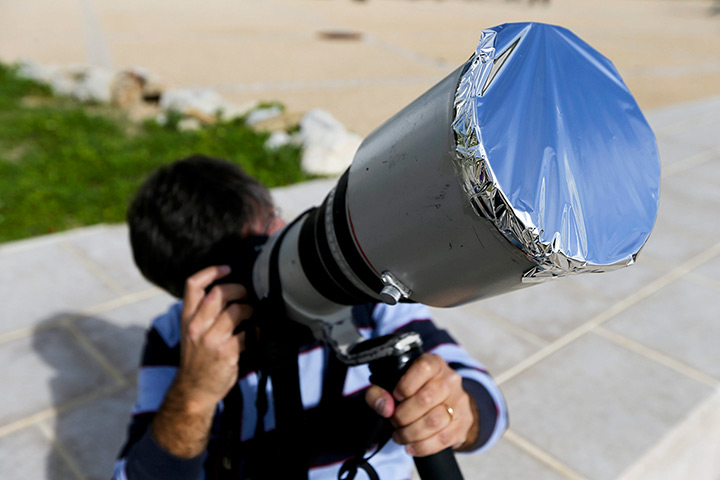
[114,301,507,479]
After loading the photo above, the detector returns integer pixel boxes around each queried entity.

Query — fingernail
[219,265,231,274]
[374,397,386,416]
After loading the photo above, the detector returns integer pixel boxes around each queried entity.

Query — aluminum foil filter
[452,23,661,282]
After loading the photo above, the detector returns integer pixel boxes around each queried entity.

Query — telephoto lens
[255,22,660,316]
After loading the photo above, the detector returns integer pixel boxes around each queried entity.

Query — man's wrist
[455,393,480,452]
[454,378,499,452]
[151,378,217,458]
[169,376,219,416]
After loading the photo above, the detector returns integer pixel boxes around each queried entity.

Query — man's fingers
[206,303,253,344]
[182,265,231,320]
[395,392,474,455]
[192,283,248,333]
[393,353,444,402]
[392,373,453,427]
[365,385,395,418]
[403,420,466,457]
[392,403,453,445]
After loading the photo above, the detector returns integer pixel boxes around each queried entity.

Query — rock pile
[296,109,362,176]
[16,60,361,176]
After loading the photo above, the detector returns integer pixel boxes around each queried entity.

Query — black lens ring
[332,170,384,294]
[298,205,369,305]
[313,196,373,304]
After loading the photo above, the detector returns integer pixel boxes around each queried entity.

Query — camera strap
[215,212,313,479]
[332,304,395,480]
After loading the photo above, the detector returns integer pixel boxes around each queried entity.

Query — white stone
[245,106,283,126]
[18,62,114,103]
[155,112,168,126]
[72,66,114,103]
[16,59,52,84]
[49,74,76,97]
[265,130,292,150]
[159,88,235,118]
[177,117,202,132]
[298,109,362,176]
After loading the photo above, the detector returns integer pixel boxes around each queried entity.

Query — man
[113,154,507,479]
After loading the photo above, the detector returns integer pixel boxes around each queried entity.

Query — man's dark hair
[127,154,274,298]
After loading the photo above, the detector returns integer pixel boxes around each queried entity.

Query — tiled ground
[1,96,719,479]
[2,0,720,136]
[1,0,719,478]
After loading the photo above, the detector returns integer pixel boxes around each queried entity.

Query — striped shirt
[113,302,508,479]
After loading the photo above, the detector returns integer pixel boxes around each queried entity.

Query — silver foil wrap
[452,23,661,282]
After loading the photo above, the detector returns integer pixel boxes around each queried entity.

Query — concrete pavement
[2,0,720,135]
[1,0,720,479]
[1,95,720,478]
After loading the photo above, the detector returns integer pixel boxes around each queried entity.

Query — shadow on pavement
[32,314,144,480]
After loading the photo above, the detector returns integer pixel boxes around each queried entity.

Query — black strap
[254,213,311,479]
[337,429,393,480]
[216,385,243,479]
[336,304,394,480]
[339,459,381,480]
[320,350,348,410]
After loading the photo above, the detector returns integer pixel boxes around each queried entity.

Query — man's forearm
[151,378,217,459]
[122,379,214,480]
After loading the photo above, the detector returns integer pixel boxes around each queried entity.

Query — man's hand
[152,265,253,458]
[176,265,252,408]
[365,353,479,457]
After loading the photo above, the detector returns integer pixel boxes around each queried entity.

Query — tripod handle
[367,337,464,480]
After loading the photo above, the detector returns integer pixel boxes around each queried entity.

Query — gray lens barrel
[344,62,536,308]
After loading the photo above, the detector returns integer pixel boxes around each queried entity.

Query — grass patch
[0,63,308,243]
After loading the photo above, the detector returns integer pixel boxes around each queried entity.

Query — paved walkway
[1,1,720,479]
[1,95,720,479]
[1,0,720,135]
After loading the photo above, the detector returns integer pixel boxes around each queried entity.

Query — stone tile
[49,386,137,480]
[0,426,76,480]
[639,184,719,266]
[72,294,176,377]
[501,334,713,480]
[98,292,177,329]
[561,259,666,306]
[661,155,720,207]
[694,254,720,284]
[618,387,720,480]
[0,325,115,427]
[663,115,720,152]
[461,261,664,342]
[463,282,596,343]
[111,31,441,89]
[646,95,720,135]
[429,306,545,376]
[65,224,154,294]
[0,237,118,334]
[654,136,708,168]
[456,438,567,480]
[606,277,720,379]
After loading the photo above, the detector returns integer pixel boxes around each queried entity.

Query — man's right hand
[152,265,253,458]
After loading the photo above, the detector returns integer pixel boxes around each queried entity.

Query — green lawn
[0,63,307,243]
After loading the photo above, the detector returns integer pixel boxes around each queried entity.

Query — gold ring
[445,404,455,422]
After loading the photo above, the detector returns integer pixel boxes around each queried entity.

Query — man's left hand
[365,353,479,457]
